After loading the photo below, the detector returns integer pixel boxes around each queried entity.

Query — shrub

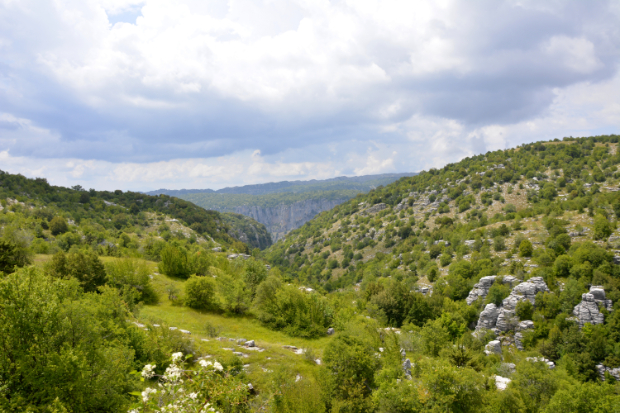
[519,239,533,257]
[47,251,106,293]
[185,275,217,310]
[49,216,68,236]
[515,300,534,320]
[593,214,613,240]
[105,258,158,304]
[159,245,191,278]
[449,260,474,279]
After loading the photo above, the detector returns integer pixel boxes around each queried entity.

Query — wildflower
[199,359,212,368]
[142,387,157,402]
[171,352,184,363]
[164,365,182,381]
[141,364,156,379]
[189,392,198,400]
[213,361,223,371]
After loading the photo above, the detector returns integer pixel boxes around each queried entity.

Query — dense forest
[1,135,620,412]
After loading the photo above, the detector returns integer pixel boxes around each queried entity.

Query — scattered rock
[495,376,511,391]
[484,340,502,356]
[327,328,335,335]
[245,340,255,347]
[596,364,620,381]
[526,357,555,369]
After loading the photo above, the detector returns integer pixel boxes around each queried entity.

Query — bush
[593,214,613,240]
[253,276,332,338]
[159,245,191,278]
[515,300,534,320]
[49,216,68,236]
[185,275,217,310]
[47,251,106,293]
[519,239,533,257]
[449,260,474,279]
[105,258,158,304]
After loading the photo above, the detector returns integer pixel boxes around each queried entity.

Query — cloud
[0,0,618,189]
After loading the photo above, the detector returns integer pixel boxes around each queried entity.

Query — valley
[2,136,620,412]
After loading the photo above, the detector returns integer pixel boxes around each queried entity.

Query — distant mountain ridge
[145,173,418,196]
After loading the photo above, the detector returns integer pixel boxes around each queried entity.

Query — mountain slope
[0,170,270,250]
[146,173,417,196]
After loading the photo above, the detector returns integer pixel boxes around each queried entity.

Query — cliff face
[233,198,347,241]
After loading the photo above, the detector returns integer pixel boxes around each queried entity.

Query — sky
[0,0,619,191]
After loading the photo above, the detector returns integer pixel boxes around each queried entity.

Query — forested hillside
[2,136,620,413]
[0,172,270,250]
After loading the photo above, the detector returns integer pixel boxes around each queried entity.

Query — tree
[323,335,379,405]
[47,251,107,293]
[485,281,510,306]
[421,318,451,357]
[449,260,474,279]
[159,245,191,278]
[0,267,136,411]
[519,239,533,257]
[593,214,612,240]
[49,216,68,235]
[0,239,31,274]
[185,275,217,310]
[516,300,534,320]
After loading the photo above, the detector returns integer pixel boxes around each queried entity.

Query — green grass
[140,268,334,388]
[34,254,334,387]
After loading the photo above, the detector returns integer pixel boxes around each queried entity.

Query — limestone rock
[476,304,500,330]
[495,376,511,391]
[596,364,620,381]
[327,328,335,335]
[526,357,555,369]
[245,340,256,347]
[517,320,534,331]
[589,286,613,311]
[505,276,549,309]
[573,293,605,328]
[466,276,497,305]
[484,340,502,355]
[514,332,524,350]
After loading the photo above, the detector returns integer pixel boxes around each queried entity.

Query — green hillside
[2,136,620,412]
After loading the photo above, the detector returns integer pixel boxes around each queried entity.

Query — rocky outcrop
[514,320,534,350]
[596,364,620,381]
[574,293,605,328]
[476,304,500,330]
[234,198,347,242]
[589,285,613,311]
[496,277,549,332]
[466,276,497,305]
[474,277,550,336]
[466,275,521,305]
[360,203,388,215]
[484,340,502,355]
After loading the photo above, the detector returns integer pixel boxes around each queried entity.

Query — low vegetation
[1,135,620,412]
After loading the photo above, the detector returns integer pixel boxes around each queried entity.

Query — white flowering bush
[130,352,250,413]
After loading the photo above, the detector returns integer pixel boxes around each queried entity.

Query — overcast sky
[0,0,619,191]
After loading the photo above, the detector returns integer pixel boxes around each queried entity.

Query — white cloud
[0,0,618,191]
